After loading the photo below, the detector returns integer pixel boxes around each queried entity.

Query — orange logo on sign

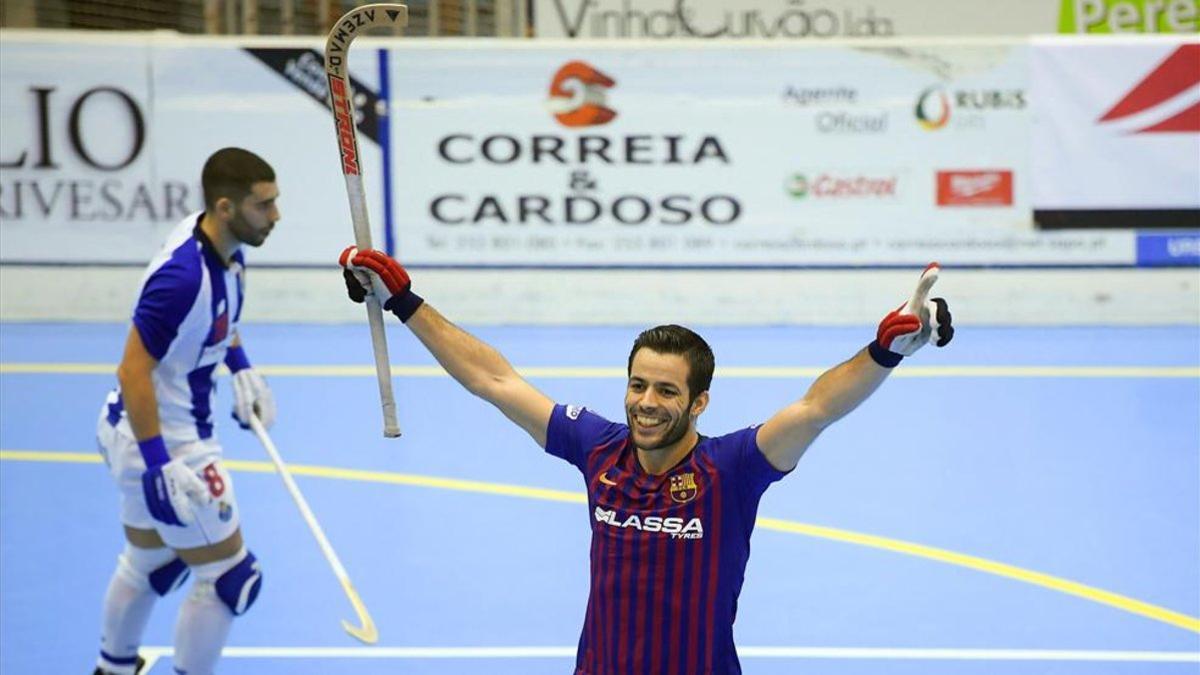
[547,61,617,128]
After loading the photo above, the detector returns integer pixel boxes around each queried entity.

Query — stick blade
[342,618,379,644]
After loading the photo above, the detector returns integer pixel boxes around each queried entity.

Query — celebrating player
[93,148,279,675]
[340,247,952,674]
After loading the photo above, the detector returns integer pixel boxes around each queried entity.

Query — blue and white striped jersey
[107,212,245,444]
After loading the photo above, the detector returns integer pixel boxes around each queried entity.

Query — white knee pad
[115,544,190,596]
[188,548,263,616]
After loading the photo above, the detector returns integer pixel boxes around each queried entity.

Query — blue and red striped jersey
[546,404,789,675]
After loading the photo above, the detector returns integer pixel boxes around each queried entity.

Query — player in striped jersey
[93,148,278,675]
[341,249,953,675]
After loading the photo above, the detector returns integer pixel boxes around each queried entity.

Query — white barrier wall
[1,31,1197,324]
[3,265,1198,325]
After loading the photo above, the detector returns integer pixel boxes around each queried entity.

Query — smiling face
[625,348,708,454]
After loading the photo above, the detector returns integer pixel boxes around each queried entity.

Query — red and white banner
[1030,36,1200,211]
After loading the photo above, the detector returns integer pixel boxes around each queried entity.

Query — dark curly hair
[627,324,714,400]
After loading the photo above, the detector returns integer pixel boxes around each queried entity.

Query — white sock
[173,549,247,675]
[97,545,174,674]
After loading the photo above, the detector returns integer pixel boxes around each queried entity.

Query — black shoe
[92,655,146,675]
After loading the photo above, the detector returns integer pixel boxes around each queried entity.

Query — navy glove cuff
[384,290,425,323]
[867,340,903,368]
[138,435,171,468]
[224,345,251,373]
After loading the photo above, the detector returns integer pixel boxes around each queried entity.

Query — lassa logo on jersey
[594,507,704,539]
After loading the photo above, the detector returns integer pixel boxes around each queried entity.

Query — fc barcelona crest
[669,472,698,503]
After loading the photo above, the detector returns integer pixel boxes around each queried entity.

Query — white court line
[138,645,1200,662]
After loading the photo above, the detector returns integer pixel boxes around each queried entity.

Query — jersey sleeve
[132,261,202,361]
[545,404,627,473]
[711,425,791,500]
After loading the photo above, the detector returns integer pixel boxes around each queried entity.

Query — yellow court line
[1,362,1197,378]
[2,449,1197,634]
[756,519,1200,635]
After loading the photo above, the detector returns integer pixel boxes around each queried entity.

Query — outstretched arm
[340,248,554,447]
[756,264,953,472]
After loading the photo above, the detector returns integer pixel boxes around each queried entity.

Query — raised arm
[756,264,953,472]
[339,247,554,447]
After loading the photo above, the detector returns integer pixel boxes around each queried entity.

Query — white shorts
[96,406,241,550]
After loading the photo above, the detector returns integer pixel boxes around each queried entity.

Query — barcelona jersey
[546,404,789,675]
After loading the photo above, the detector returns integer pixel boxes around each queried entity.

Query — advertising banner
[3,34,1160,268]
[533,0,1196,39]
[0,34,387,266]
[1030,36,1199,227]
[0,38,164,264]
[389,43,1133,266]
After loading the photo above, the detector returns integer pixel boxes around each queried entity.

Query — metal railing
[0,0,529,36]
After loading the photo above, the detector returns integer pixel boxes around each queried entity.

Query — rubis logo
[547,61,617,128]
[915,86,951,130]
[1098,44,1200,133]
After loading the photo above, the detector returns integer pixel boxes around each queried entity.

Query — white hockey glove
[141,445,213,527]
[226,345,276,429]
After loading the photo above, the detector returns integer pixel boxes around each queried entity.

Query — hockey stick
[325,3,408,438]
[249,414,379,644]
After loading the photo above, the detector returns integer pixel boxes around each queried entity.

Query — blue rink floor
[1,322,1198,674]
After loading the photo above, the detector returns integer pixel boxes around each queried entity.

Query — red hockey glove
[869,263,953,367]
[338,246,424,322]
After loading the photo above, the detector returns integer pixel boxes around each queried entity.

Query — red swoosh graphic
[1138,100,1200,133]
[1100,44,1200,123]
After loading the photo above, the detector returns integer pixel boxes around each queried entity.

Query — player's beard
[228,209,272,247]
[627,404,691,452]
